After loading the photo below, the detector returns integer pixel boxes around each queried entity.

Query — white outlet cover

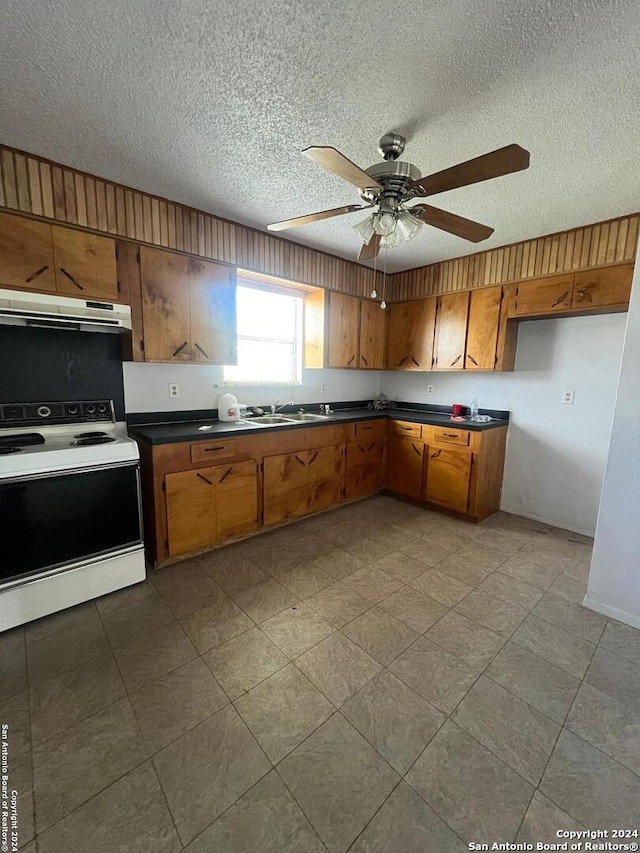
[563,389,575,404]
[169,383,180,398]
[427,385,434,395]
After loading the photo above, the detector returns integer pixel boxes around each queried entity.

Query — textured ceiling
[1,0,639,272]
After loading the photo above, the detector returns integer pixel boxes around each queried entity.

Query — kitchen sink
[283,412,330,422]
[239,415,294,425]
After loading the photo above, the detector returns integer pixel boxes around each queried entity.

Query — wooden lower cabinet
[386,435,425,500]
[423,445,473,513]
[346,439,385,500]
[264,445,345,525]
[165,460,258,557]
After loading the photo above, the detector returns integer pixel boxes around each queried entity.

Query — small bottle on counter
[470,398,479,420]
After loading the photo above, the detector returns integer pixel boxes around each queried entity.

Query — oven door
[0,462,143,586]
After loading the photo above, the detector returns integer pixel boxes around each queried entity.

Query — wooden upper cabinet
[572,263,633,310]
[188,259,237,364]
[510,273,573,317]
[327,292,359,367]
[51,226,118,301]
[140,246,192,361]
[386,435,424,499]
[0,212,56,292]
[359,298,386,369]
[424,445,472,513]
[386,298,436,370]
[433,291,469,369]
[465,286,502,370]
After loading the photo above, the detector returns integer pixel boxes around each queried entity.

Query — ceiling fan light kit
[267,135,530,263]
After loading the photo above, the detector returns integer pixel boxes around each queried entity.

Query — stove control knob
[66,405,79,416]
[97,403,107,414]
[37,405,52,418]
[85,404,96,415]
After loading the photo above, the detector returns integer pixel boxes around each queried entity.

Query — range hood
[0,288,132,333]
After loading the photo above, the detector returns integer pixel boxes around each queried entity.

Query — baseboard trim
[499,505,595,538]
[582,595,640,629]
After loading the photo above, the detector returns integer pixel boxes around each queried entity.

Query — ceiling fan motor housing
[359,159,421,203]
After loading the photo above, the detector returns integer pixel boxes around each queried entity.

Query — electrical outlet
[563,389,575,405]
[427,384,434,395]
[320,382,326,394]
[169,383,180,399]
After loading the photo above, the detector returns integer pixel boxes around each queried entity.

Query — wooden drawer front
[388,420,422,439]
[354,420,386,440]
[431,427,470,446]
[510,274,574,317]
[572,264,633,309]
[191,440,236,465]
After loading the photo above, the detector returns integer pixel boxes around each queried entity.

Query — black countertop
[129,405,509,445]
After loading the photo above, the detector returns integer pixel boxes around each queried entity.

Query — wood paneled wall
[0,145,384,298]
[2,145,636,305]
[391,214,640,301]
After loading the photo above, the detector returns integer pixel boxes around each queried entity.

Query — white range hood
[0,288,132,333]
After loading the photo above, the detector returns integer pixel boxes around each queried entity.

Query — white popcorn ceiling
[1,0,639,272]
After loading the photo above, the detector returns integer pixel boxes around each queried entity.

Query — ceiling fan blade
[302,146,382,191]
[267,204,370,232]
[410,144,530,196]
[412,204,494,242]
[358,232,381,261]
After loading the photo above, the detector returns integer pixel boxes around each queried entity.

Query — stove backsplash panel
[0,326,125,420]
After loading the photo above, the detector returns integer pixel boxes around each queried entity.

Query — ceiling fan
[267,134,530,261]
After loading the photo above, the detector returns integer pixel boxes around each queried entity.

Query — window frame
[223,279,305,386]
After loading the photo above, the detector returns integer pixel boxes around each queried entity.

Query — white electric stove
[0,399,146,631]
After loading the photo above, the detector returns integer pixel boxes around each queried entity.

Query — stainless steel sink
[284,412,330,422]
[239,415,294,426]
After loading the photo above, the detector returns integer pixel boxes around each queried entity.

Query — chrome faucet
[271,399,294,415]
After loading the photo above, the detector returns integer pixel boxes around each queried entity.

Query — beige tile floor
[2,495,639,852]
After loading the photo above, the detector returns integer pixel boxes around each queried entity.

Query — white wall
[586,252,640,628]
[382,313,627,536]
[123,362,381,413]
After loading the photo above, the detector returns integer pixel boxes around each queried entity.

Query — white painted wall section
[382,313,626,536]
[123,362,382,413]
[586,250,640,628]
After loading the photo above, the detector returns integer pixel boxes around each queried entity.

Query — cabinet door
[433,292,469,369]
[346,440,385,500]
[327,292,359,367]
[572,264,633,310]
[0,212,56,292]
[189,259,237,364]
[140,246,192,361]
[510,274,573,317]
[51,226,118,300]
[214,460,258,540]
[465,286,502,370]
[386,436,424,499]
[306,445,346,514]
[424,446,472,513]
[165,468,217,556]
[359,299,386,369]
[386,298,436,370]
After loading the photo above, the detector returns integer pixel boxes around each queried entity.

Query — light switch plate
[563,389,575,404]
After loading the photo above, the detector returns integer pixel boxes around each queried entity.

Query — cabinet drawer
[431,427,470,446]
[388,420,422,438]
[190,440,236,464]
[353,420,386,440]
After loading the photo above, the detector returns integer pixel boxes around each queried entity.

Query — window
[224,281,304,384]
